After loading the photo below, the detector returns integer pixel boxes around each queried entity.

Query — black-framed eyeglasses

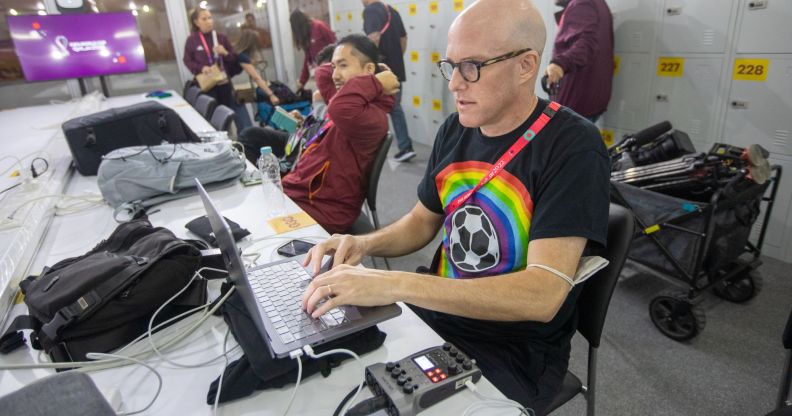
[437,47,533,83]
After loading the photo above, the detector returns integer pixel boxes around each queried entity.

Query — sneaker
[393,149,417,162]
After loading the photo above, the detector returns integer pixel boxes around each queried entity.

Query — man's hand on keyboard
[303,234,368,276]
[301,264,396,319]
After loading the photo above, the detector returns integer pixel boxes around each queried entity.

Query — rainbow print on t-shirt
[435,161,534,278]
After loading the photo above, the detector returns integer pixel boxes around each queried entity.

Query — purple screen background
[7,12,147,82]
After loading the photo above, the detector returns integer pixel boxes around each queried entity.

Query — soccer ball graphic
[448,205,500,272]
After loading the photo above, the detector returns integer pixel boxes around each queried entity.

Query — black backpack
[0,218,206,364]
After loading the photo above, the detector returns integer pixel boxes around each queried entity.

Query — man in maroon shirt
[239,35,397,234]
[545,0,614,123]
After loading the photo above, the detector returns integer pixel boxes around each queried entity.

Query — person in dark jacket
[545,0,614,123]
[182,7,238,109]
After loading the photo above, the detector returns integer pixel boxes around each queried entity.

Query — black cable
[333,380,368,416]
[30,157,49,178]
[344,395,389,416]
[0,182,20,195]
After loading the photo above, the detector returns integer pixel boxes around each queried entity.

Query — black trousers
[409,305,567,416]
[207,82,236,108]
[237,126,289,164]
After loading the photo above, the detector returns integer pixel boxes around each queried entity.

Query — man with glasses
[301,1,609,413]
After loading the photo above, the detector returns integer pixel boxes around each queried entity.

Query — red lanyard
[445,101,561,214]
[198,32,214,65]
[380,3,393,35]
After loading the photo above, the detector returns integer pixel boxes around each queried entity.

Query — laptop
[195,179,401,358]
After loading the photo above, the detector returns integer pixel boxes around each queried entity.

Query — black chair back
[366,133,393,213]
[194,95,217,120]
[577,204,635,348]
[210,104,235,132]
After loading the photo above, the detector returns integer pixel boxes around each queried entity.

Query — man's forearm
[392,268,570,322]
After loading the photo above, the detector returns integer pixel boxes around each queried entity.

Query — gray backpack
[97,141,246,219]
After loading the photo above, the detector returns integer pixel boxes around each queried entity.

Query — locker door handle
[731,100,749,109]
[666,6,682,15]
[748,0,767,10]
[656,94,669,102]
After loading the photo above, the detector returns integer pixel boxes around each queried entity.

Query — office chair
[766,306,792,416]
[194,94,217,120]
[347,133,393,270]
[545,203,635,416]
[184,85,201,106]
[210,104,236,133]
[0,371,115,416]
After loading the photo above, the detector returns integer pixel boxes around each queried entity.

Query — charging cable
[462,379,534,416]
[212,328,232,416]
[85,352,163,416]
[303,344,365,416]
[147,267,234,368]
[278,348,305,416]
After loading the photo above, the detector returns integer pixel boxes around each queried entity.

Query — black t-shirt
[416,98,610,351]
[363,2,407,82]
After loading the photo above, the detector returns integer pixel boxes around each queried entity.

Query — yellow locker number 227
[657,57,684,77]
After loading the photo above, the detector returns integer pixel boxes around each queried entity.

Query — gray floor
[366,140,791,416]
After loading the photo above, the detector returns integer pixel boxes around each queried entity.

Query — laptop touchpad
[341,306,362,320]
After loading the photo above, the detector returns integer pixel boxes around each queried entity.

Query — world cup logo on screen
[54,35,70,57]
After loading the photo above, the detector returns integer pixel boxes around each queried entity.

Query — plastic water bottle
[257,146,285,217]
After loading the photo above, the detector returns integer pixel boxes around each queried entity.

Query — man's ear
[364,62,377,74]
[518,52,540,85]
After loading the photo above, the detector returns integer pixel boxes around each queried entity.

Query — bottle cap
[260,146,272,155]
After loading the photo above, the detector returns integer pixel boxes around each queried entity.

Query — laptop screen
[195,180,248,287]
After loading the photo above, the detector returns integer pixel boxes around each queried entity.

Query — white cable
[85,352,163,416]
[302,345,364,416]
[281,349,305,416]
[461,380,533,416]
[0,155,24,177]
[147,267,231,368]
[0,280,235,371]
[213,328,232,416]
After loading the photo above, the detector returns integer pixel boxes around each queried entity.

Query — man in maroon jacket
[239,35,397,234]
[545,0,614,123]
[283,35,397,233]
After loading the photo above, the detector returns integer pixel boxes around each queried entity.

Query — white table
[0,92,511,415]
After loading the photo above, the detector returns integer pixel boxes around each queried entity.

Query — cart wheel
[712,268,763,303]
[649,291,706,341]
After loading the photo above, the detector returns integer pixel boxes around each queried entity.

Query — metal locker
[601,52,652,131]
[607,0,659,53]
[650,57,725,149]
[736,0,792,54]
[402,1,428,43]
[658,0,735,53]
[404,49,427,95]
[724,56,792,157]
[405,96,433,146]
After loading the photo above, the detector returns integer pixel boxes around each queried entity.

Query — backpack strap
[0,315,41,353]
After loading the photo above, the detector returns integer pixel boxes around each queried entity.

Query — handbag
[196,64,228,92]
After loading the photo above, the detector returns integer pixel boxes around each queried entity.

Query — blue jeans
[232,103,253,131]
[390,90,414,152]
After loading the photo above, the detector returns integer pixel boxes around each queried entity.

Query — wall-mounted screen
[7,12,147,82]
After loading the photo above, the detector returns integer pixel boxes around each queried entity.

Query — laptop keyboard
[248,260,350,345]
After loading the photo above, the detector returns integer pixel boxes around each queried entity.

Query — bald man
[301,0,609,412]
